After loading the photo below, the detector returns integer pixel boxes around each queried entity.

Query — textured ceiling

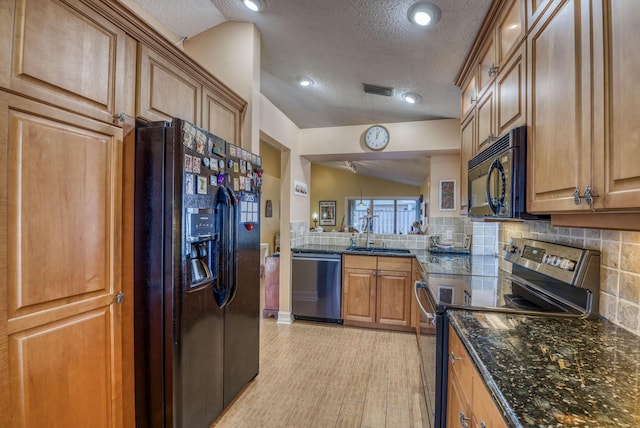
[131,0,492,185]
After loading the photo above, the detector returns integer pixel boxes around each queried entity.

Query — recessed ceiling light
[242,0,265,12]
[408,2,441,27]
[402,92,422,104]
[297,76,314,87]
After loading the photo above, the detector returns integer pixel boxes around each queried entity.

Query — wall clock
[364,125,389,151]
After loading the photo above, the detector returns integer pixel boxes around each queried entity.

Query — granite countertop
[291,244,429,259]
[449,311,640,427]
[290,244,498,277]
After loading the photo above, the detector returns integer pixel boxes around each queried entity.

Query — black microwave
[467,126,547,220]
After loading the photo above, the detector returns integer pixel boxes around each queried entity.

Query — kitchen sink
[346,246,411,254]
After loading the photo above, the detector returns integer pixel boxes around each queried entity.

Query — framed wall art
[293,180,308,196]
[319,200,336,226]
[439,179,456,211]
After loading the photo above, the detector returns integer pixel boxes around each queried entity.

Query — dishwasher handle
[292,253,342,262]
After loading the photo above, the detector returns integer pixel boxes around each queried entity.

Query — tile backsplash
[498,221,640,335]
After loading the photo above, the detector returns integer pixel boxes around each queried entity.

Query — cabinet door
[477,37,497,98]
[447,369,472,428]
[476,85,495,153]
[1,0,135,124]
[202,87,241,144]
[137,44,201,124]
[460,113,476,211]
[496,44,526,136]
[526,0,561,30]
[461,75,477,119]
[591,0,640,210]
[527,0,592,212]
[342,267,377,323]
[376,270,411,327]
[472,373,507,428]
[1,93,123,427]
[497,0,525,67]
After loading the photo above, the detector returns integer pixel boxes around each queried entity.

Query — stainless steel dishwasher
[291,252,342,323]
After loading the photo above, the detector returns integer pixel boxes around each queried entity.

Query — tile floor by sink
[213,319,428,427]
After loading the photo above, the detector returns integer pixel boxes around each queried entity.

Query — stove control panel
[504,238,591,285]
[542,253,577,271]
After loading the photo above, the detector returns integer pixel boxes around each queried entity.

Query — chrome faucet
[366,228,374,248]
[364,208,376,248]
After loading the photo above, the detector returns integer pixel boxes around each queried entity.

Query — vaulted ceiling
[132,0,492,185]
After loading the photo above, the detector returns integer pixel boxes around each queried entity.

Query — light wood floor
[213,319,428,427]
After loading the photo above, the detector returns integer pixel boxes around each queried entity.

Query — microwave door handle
[486,159,499,214]
[486,159,507,214]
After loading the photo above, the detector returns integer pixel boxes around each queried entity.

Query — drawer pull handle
[460,411,471,428]
[450,351,463,365]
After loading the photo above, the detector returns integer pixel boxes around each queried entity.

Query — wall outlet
[444,229,453,240]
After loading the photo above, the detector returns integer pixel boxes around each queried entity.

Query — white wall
[184,22,261,153]
[299,119,460,158]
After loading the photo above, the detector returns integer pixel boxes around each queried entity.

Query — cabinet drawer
[343,255,377,269]
[377,256,411,272]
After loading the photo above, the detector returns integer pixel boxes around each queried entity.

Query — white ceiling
[131,0,492,185]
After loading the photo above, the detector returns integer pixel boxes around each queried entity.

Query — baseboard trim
[276,311,294,324]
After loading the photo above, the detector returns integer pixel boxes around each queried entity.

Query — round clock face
[364,125,389,151]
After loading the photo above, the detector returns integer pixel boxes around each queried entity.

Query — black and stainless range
[414,238,601,427]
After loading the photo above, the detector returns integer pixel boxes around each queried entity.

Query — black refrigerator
[133,118,262,427]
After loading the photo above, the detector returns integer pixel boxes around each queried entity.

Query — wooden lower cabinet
[447,325,507,428]
[342,255,412,331]
[0,92,124,427]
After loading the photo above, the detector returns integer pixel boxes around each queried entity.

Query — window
[347,197,420,234]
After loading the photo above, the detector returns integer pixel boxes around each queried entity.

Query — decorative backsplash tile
[497,221,640,335]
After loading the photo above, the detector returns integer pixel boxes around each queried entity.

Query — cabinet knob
[115,291,124,304]
[449,351,463,365]
[488,64,499,77]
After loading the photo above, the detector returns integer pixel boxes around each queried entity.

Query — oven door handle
[414,281,436,322]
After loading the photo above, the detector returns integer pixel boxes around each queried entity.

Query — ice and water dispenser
[186,210,217,288]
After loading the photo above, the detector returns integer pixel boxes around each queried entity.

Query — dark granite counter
[291,244,429,259]
[449,311,640,427]
[291,244,500,277]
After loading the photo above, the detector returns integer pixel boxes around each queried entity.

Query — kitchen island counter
[449,311,640,427]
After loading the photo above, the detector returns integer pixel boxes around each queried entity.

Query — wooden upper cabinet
[3,94,123,427]
[590,0,640,210]
[461,75,477,119]
[526,0,561,30]
[497,0,525,67]
[527,0,592,213]
[203,87,241,144]
[137,44,202,124]
[460,113,476,211]
[1,0,135,124]
[477,37,497,98]
[476,85,495,153]
[496,44,525,136]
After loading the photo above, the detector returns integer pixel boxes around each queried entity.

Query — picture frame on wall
[293,180,308,196]
[319,200,336,226]
[439,179,456,211]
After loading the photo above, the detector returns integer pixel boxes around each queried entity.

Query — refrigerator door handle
[226,187,239,305]
[214,186,231,307]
